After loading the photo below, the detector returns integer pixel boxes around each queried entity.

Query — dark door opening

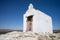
[26,15,33,32]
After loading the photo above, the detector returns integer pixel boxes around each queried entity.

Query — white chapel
[23,4,53,33]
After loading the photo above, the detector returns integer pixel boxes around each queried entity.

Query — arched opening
[26,15,33,32]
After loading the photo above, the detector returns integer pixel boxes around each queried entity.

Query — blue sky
[0,0,60,30]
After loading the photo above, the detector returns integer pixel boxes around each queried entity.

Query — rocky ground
[0,31,60,40]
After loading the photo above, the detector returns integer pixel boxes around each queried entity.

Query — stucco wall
[33,11,53,33]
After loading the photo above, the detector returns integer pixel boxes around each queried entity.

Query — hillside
[0,29,60,34]
[0,29,23,34]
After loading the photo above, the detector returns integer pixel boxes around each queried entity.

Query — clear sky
[0,0,60,30]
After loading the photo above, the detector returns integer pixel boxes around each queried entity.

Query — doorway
[26,15,33,32]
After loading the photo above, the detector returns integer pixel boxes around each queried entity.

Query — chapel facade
[23,4,53,33]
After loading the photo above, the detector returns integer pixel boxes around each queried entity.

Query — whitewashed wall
[33,10,53,33]
[23,4,53,33]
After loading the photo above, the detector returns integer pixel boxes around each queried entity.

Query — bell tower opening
[26,15,33,32]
